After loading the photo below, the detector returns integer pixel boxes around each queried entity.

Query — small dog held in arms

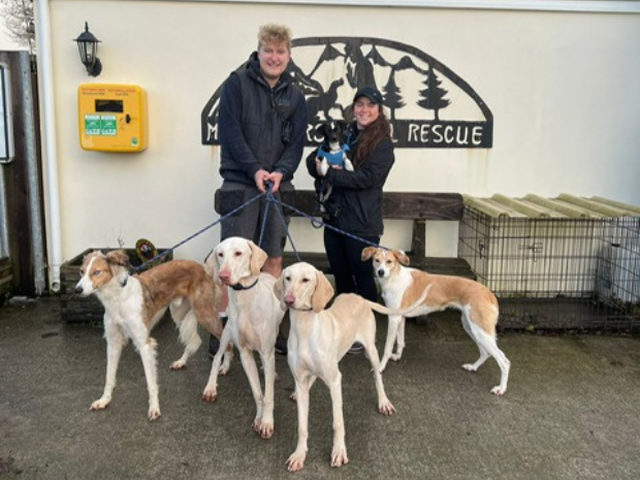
[74,250,226,420]
[203,237,286,439]
[274,262,428,472]
[315,120,353,210]
[361,247,511,395]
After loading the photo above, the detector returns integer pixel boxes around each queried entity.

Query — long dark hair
[346,105,392,167]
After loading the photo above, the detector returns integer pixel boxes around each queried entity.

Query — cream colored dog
[362,247,511,396]
[203,237,286,439]
[275,262,427,472]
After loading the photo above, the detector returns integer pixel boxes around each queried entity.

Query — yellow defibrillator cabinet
[78,84,148,152]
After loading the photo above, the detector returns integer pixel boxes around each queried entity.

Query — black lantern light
[74,22,102,77]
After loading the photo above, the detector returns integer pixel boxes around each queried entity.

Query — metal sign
[1,63,15,163]
[202,37,493,149]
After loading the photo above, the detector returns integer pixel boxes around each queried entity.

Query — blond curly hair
[257,24,293,51]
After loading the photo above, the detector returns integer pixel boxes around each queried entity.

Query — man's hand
[254,169,271,193]
[267,171,284,193]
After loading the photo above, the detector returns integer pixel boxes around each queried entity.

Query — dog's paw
[330,446,349,468]
[202,388,218,403]
[286,450,307,472]
[378,401,396,416]
[390,353,402,362]
[148,408,161,421]
[462,363,479,372]
[491,386,506,396]
[90,397,110,411]
[255,419,274,439]
[170,360,187,370]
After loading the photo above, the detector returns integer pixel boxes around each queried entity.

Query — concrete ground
[1,296,639,480]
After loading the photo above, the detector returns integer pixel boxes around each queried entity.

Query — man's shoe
[275,334,288,355]
[348,342,364,354]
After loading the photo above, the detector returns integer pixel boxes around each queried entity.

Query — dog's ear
[106,250,130,268]
[395,250,411,266]
[248,241,268,276]
[203,249,221,284]
[361,246,376,261]
[337,119,348,131]
[273,273,287,310]
[312,269,334,312]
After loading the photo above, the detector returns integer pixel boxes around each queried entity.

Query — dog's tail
[191,281,224,338]
[365,285,431,316]
[197,311,224,338]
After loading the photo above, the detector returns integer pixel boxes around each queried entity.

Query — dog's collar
[230,278,259,291]
[289,305,313,312]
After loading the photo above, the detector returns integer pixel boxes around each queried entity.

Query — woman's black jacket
[306,122,395,237]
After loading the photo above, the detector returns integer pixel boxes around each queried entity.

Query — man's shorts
[217,181,291,257]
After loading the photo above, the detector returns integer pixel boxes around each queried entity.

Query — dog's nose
[219,271,231,283]
[284,293,295,306]
[376,269,385,277]
[74,285,83,295]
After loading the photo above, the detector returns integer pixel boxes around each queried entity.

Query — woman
[307,87,395,352]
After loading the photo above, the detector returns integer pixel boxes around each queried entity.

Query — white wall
[45,0,640,262]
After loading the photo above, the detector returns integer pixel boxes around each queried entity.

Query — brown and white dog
[361,247,511,396]
[203,237,286,439]
[74,250,225,420]
[275,262,427,472]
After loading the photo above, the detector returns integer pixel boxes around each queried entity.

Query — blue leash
[267,193,384,263]
[132,188,267,273]
[134,183,386,272]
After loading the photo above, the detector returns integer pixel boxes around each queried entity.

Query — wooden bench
[215,189,475,280]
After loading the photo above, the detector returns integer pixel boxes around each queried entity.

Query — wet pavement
[1,296,639,479]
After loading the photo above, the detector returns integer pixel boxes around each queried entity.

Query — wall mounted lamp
[73,22,102,77]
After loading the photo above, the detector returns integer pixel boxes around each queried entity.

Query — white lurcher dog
[74,250,225,420]
[274,262,427,472]
[204,237,286,439]
[362,247,511,395]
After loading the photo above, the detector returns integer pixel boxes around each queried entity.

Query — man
[211,24,308,356]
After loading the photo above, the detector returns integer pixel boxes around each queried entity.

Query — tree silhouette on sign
[417,65,451,120]
[383,71,405,120]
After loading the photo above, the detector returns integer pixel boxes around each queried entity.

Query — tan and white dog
[204,237,286,439]
[275,262,427,472]
[74,250,225,420]
[361,247,511,396]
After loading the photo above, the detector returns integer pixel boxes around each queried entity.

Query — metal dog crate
[458,194,640,330]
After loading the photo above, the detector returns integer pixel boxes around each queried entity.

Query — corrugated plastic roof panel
[463,194,640,219]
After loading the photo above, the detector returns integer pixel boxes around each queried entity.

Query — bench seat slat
[283,252,476,281]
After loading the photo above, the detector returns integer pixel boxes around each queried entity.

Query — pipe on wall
[19,51,47,295]
[34,0,62,293]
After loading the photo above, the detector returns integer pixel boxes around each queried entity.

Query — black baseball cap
[353,87,383,104]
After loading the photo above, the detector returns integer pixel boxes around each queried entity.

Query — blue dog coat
[318,144,350,168]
